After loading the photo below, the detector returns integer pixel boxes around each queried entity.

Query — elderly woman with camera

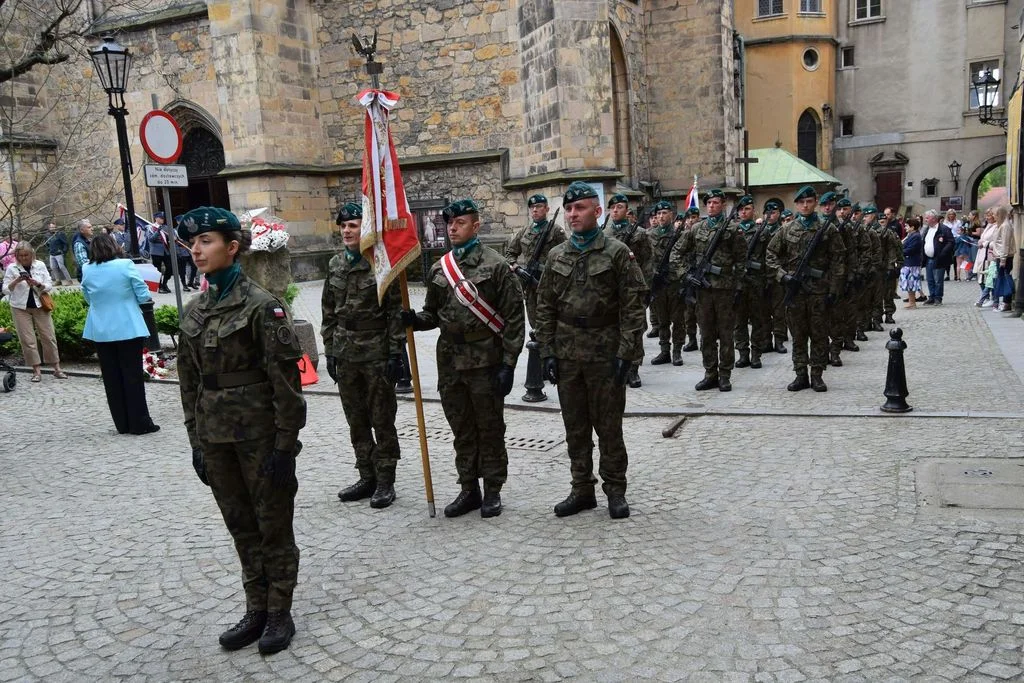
[2,243,66,382]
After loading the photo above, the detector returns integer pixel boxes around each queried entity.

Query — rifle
[513,207,560,289]
[680,215,729,305]
[644,224,684,306]
[781,211,836,308]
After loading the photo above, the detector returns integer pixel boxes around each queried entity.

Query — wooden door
[874,171,903,212]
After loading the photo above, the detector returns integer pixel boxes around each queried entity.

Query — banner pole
[399,271,436,517]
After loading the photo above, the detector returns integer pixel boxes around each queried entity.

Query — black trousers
[152,253,172,286]
[95,337,156,434]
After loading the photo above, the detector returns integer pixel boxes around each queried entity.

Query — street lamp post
[948,160,961,192]
[89,36,139,256]
[971,68,1008,130]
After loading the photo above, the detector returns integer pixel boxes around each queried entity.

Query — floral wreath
[142,348,169,380]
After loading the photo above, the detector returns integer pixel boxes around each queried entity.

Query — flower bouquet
[142,348,170,380]
[238,208,290,252]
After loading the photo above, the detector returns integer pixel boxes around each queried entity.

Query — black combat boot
[774,337,788,354]
[843,340,860,352]
[829,351,843,367]
[884,313,895,324]
[627,364,642,388]
[258,611,295,655]
[646,326,660,338]
[607,494,630,519]
[672,345,684,366]
[650,345,671,365]
[444,484,482,518]
[787,371,810,392]
[554,491,598,517]
[810,371,828,392]
[718,374,732,392]
[870,320,884,332]
[695,374,719,391]
[683,337,699,352]
[855,329,869,342]
[338,477,376,502]
[369,480,396,509]
[219,610,267,650]
[750,352,762,369]
[481,485,502,518]
[735,350,751,368]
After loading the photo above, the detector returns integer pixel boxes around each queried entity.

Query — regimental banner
[357,88,421,303]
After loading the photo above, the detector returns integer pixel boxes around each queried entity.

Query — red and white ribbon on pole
[439,252,505,334]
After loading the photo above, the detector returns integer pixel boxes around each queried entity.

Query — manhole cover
[505,436,563,452]
[915,459,1024,513]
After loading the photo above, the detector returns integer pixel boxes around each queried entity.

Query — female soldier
[176,207,306,655]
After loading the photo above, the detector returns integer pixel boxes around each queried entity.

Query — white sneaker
[981,300,994,308]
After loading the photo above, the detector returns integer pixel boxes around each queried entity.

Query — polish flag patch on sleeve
[272,306,286,318]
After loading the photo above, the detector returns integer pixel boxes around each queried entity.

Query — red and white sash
[439,252,505,334]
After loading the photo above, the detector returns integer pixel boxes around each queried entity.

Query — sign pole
[163,190,184,319]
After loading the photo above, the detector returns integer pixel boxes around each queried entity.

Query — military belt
[446,329,498,344]
[557,312,619,329]
[707,264,733,276]
[746,261,762,271]
[202,369,269,390]
[806,267,825,279]
[342,318,387,331]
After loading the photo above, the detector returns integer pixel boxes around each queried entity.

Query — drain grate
[963,468,994,478]
[396,425,452,442]
[506,436,562,452]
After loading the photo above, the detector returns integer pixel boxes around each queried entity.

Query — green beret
[675,212,687,221]
[607,193,629,207]
[851,203,862,213]
[819,191,838,205]
[177,206,241,241]
[736,195,754,208]
[653,200,674,213]
[563,181,599,205]
[836,197,852,208]
[685,207,700,217]
[703,189,725,204]
[336,202,362,225]
[442,198,480,223]
[861,203,878,215]
[763,197,784,212]
[527,194,547,207]
[794,185,817,202]
[781,209,794,220]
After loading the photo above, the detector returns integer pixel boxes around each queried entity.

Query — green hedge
[0,290,95,360]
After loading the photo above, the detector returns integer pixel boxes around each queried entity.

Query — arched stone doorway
[154,101,230,218]
[967,156,1006,209]
[797,109,820,168]
[609,24,633,186]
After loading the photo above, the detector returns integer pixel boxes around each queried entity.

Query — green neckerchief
[739,219,756,232]
[206,262,241,302]
[530,219,547,234]
[569,227,601,251]
[451,236,480,259]
[344,247,363,264]
[706,213,725,227]
[797,213,820,230]
[652,223,672,238]
[612,218,630,232]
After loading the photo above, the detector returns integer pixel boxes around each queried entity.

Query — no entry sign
[139,110,183,164]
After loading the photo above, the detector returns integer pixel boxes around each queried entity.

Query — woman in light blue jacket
[81,233,160,435]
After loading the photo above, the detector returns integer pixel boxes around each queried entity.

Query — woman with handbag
[81,233,160,435]
[974,208,999,306]
[990,205,1017,312]
[2,244,65,382]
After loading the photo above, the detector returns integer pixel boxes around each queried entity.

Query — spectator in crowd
[148,212,172,293]
[899,218,923,309]
[921,210,954,305]
[3,243,66,382]
[81,233,160,435]
[71,219,93,280]
[44,222,73,285]
[956,210,980,282]
[942,209,963,281]
[989,204,1017,312]
[0,231,19,271]
[883,207,904,238]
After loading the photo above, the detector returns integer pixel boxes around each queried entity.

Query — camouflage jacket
[320,252,404,363]
[875,225,905,270]
[604,219,653,283]
[848,222,876,279]
[669,213,749,291]
[504,219,567,272]
[535,232,646,363]
[765,214,846,297]
[834,219,859,286]
[648,225,682,283]
[863,222,884,273]
[178,272,306,452]
[421,243,525,372]
[738,219,771,285]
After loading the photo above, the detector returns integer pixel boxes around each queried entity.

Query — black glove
[385,353,404,384]
[543,356,559,385]
[262,440,301,489]
[325,355,338,383]
[494,364,515,397]
[781,273,796,286]
[733,289,742,305]
[192,447,209,487]
[400,309,420,328]
[825,293,837,306]
[612,357,630,386]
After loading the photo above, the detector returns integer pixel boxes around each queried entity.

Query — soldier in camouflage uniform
[732,195,770,370]
[860,205,886,332]
[878,211,904,324]
[322,202,404,509]
[669,189,748,392]
[765,186,846,392]
[536,181,646,520]
[829,196,862,366]
[604,193,651,388]
[766,204,791,354]
[177,207,306,655]
[648,200,686,366]
[847,204,872,342]
[504,194,566,328]
[680,207,701,352]
[402,199,525,519]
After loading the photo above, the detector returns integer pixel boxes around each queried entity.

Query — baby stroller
[0,328,15,392]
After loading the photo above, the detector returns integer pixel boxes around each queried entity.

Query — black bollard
[522,333,547,402]
[138,301,163,356]
[881,327,912,413]
[395,344,413,394]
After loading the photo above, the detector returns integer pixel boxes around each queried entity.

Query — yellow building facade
[735,0,837,173]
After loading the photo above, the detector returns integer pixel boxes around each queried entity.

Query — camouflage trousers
[439,365,508,490]
[524,287,539,330]
[652,285,685,347]
[829,292,854,353]
[770,284,788,342]
[204,437,300,612]
[697,289,737,377]
[735,284,770,354]
[684,300,697,342]
[337,359,400,482]
[556,359,628,497]
[883,274,898,316]
[870,274,886,324]
[787,292,829,374]
[857,277,876,329]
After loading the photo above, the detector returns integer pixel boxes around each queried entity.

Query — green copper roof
[747,148,842,187]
